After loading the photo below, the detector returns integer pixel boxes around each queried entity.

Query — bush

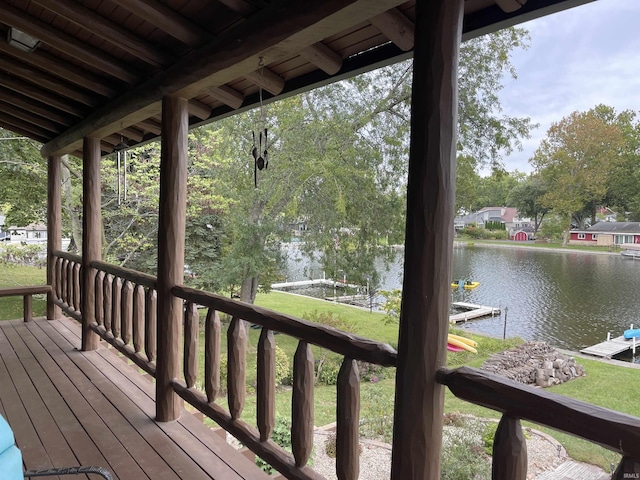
[359,387,394,443]
[315,357,341,386]
[482,422,499,455]
[357,360,386,383]
[441,430,491,480]
[274,345,291,387]
[256,417,293,474]
[303,310,357,333]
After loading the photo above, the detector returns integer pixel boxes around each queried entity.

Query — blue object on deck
[623,328,640,340]
[0,414,23,480]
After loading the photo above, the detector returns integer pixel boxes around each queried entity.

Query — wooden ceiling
[0,0,589,158]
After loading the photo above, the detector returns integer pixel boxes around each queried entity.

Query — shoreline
[457,240,620,256]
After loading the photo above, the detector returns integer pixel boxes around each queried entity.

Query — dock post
[633,337,637,356]
[607,332,611,341]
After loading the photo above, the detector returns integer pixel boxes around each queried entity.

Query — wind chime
[251,57,269,188]
[113,140,128,205]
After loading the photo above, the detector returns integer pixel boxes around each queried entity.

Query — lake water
[281,243,640,358]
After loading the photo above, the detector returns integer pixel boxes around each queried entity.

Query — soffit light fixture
[7,27,40,52]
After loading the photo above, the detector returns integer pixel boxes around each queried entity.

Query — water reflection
[281,243,640,354]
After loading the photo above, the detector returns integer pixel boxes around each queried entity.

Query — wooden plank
[0,285,52,297]
[44,320,257,480]
[0,324,79,471]
[22,321,156,480]
[3,322,110,471]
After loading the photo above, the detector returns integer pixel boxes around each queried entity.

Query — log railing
[437,366,640,480]
[171,285,397,480]
[52,250,82,321]
[0,285,52,322]
[88,260,158,376]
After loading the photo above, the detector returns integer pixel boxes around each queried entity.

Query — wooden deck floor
[0,317,270,480]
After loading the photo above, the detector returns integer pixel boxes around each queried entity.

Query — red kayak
[447,343,464,352]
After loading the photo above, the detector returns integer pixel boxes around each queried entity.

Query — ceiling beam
[0,56,102,106]
[369,8,415,51]
[217,0,259,16]
[0,42,118,98]
[0,86,78,125]
[41,0,408,156]
[0,2,139,84]
[2,113,58,140]
[0,121,48,144]
[300,42,342,75]
[137,119,162,135]
[208,85,245,110]
[31,0,172,67]
[118,127,144,143]
[0,100,65,134]
[244,69,285,96]
[188,100,212,121]
[0,75,88,117]
[113,0,208,46]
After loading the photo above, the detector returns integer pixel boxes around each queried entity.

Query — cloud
[497,0,640,173]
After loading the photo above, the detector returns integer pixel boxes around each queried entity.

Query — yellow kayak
[447,336,477,354]
[448,333,477,347]
[451,281,480,289]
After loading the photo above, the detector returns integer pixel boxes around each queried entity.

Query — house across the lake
[454,207,535,240]
[569,222,640,246]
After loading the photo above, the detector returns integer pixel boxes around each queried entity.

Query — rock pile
[481,342,585,388]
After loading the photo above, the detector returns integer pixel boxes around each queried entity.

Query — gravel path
[311,424,569,480]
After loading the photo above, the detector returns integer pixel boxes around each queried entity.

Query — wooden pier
[581,335,638,358]
[449,302,501,324]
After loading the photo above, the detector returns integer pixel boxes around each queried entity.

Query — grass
[458,237,620,253]
[0,264,47,320]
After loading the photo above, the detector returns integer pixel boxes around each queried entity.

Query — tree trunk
[61,160,82,253]
[240,274,259,304]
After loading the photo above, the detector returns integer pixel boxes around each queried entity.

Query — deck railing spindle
[204,309,221,402]
[121,280,133,345]
[111,277,121,339]
[492,415,527,480]
[184,302,199,389]
[227,317,246,419]
[103,274,113,334]
[132,284,144,354]
[292,341,314,467]
[73,262,81,311]
[257,328,275,441]
[336,358,360,480]
[94,271,104,326]
[145,289,157,362]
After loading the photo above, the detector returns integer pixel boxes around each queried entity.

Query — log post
[82,138,101,351]
[390,1,463,478]
[46,155,62,320]
[492,416,527,480]
[23,294,33,322]
[156,95,188,422]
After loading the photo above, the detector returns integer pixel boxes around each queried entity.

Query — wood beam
[244,69,285,96]
[1,114,57,140]
[188,100,212,121]
[0,87,78,125]
[0,100,64,134]
[156,95,188,422]
[113,0,207,46]
[82,138,102,351]
[217,0,258,16]
[0,75,89,117]
[47,155,62,320]
[0,2,139,83]
[137,119,162,136]
[41,0,407,156]
[118,127,144,143]
[31,0,172,67]
[300,42,342,75]
[208,85,245,110]
[0,55,102,106]
[0,42,117,98]
[370,8,415,52]
[390,1,463,479]
[0,121,48,143]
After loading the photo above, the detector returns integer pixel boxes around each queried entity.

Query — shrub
[324,433,337,458]
[482,421,499,455]
[356,360,386,383]
[441,430,491,480]
[303,310,357,333]
[315,357,341,386]
[359,387,394,443]
[274,345,291,387]
[256,417,293,474]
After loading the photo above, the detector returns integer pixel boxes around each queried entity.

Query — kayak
[451,281,480,290]
[447,344,464,352]
[447,336,477,354]
[624,328,640,340]
[448,333,478,347]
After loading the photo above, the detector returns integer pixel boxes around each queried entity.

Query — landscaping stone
[481,342,586,387]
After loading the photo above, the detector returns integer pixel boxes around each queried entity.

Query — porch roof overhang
[0,0,593,159]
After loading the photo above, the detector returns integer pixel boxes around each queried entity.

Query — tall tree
[530,108,625,244]
[507,174,549,235]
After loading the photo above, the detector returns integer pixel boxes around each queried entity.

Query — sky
[497,0,640,173]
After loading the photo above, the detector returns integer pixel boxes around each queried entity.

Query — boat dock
[449,302,500,324]
[271,278,361,289]
[580,334,638,358]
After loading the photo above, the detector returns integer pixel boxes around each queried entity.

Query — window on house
[592,234,597,240]
[577,233,586,239]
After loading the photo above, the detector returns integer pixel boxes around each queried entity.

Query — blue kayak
[624,329,640,340]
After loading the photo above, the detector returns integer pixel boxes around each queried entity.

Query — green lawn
[0,264,47,320]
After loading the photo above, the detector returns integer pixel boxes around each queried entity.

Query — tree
[507,175,549,235]
[455,155,482,215]
[530,108,625,244]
